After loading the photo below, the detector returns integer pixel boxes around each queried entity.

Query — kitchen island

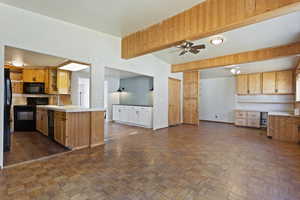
[36,105,105,150]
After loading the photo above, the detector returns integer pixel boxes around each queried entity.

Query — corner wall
[0,45,4,169]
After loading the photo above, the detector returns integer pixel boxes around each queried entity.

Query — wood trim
[122,0,300,59]
[172,42,300,72]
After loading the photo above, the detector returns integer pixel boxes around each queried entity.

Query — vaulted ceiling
[0,0,204,37]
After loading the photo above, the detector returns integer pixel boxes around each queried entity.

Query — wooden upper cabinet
[248,73,262,94]
[236,74,248,95]
[45,69,58,94]
[276,70,293,94]
[23,69,45,83]
[57,70,71,94]
[262,72,276,94]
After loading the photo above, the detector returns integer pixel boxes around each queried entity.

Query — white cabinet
[112,105,153,128]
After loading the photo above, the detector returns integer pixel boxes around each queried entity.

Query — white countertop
[37,105,106,113]
[268,112,299,117]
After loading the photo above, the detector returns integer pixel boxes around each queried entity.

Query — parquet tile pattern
[1,122,300,200]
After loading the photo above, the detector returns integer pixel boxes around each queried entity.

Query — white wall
[106,77,120,121]
[0,3,182,168]
[199,77,236,123]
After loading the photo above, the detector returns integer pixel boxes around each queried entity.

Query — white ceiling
[105,67,141,80]
[153,11,300,65]
[201,56,299,79]
[5,46,67,67]
[0,0,204,37]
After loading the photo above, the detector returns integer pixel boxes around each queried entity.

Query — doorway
[168,78,181,126]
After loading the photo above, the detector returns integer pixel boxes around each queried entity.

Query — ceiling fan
[175,41,206,56]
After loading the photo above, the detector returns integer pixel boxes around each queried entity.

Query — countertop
[113,104,153,107]
[268,112,300,117]
[37,105,106,113]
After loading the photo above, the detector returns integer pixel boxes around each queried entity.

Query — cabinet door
[57,70,71,94]
[34,70,45,82]
[236,75,248,95]
[112,106,120,121]
[41,110,48,136]
[23,69,34,82]
[138,108,152,127]
[54,112,66,145]
[263,72,276,94]
[276,70,293,94]
[36,110,42,132]
[120,107,129,122]
[128,107,139,124]
[248,73,262,94]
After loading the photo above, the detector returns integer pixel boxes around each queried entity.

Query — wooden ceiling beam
[121,0,300,59]
[171,42,300,73]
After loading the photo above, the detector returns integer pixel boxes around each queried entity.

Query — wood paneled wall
[183,71,200,125]
[172,42,300,72]
[122,0,300,59]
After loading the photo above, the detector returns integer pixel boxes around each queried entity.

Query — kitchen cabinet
[23,69,45,83]
[268,115,300,143]
[113,105,153,128]
[262,72,277,94]
[36,108,48,136]
[235,110,261,128]
[57,70,71,94]
[12,82,23,94]
[54,111,67,146]
[236,74,249,95]
[276,70,293,94]
[248,73,262,94]
[52,110,104,149]
[45,68,58,94]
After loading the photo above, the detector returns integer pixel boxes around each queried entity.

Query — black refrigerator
[4,68,12,152]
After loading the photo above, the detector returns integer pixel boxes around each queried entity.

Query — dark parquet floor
[1,122,300,200]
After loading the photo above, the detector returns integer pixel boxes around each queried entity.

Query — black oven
[14,105,36,131]
[23,83,45,94]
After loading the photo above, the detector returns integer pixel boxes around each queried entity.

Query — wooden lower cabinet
[36,108,48,136]
[268,115,300,143]
[235,110,261,128]
[53,111,104,149]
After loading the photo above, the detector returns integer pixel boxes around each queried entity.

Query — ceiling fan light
[210,37,224,46]
[230,68,236,74]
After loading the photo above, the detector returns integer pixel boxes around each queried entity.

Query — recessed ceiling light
[11,60,24,67]
[59,62,89,71]
[210,37,224,46]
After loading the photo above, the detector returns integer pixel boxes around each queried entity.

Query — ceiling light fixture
[230,66,241,75]
[11,60,24,67]
[210,37,224,46]
[59,62,89,71]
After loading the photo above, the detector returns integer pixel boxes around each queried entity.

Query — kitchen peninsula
[36,105,105,150]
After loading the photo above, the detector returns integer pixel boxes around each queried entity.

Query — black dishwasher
[48,110,54,139]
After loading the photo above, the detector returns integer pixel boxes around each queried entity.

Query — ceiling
[200,56,299,79]
[0,0,204,37]
[153,11,300,65]
[5,46,67,67]
[105,67,141,80]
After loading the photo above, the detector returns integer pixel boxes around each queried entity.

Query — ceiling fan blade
[186,41,194,47]
[193,44,206,49]
[189,49,200,54]
[179,50,187,56]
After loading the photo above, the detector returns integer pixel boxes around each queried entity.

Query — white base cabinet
[113,105,153,128]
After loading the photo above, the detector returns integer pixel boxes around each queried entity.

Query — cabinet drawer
[235,119,247,126]
[247,111,261,119]
[235,111,247,119]
[247,119,260,128]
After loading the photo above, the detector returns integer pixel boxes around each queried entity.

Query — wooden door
[183,71,199,125]
[248,73,262,94]
[262,72,276,94]
[236,74,248,95]
[168,78,181,126]
[276,70,293,94]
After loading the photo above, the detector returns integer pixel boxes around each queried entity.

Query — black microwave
[23,83,45,94]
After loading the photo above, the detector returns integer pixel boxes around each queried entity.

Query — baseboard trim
[199,120,234,125]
